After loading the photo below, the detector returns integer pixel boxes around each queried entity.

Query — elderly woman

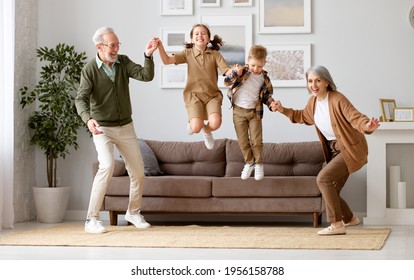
[272,65,380,235]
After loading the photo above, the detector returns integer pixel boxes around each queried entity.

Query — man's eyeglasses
[100,43,121,49]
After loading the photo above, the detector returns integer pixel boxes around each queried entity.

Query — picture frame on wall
[161,65,187,88]
[379,99,396,122]
[161,0,193,16]
[200,0,220,7]
[264,44,311,87]
[232,0,253,7]
[394,107,414,122]
[201,15,252,87]
[161,28,190,52]
[259,0,311,33]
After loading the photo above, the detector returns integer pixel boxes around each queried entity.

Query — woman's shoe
[318,226,346,235]
[344,216,360,227]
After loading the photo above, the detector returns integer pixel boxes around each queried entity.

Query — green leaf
[19,43,88,187]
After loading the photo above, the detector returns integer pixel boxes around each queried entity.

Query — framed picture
[259,0,311,33]
[379,99,396,122]
[394,107,414,122]
[201,15,253,87]
[161,28,190,52]
[263,44,311,87]
[161,0,193,15]
[201,0,220,7]
[232,0,253,7]
[161,65,187,88]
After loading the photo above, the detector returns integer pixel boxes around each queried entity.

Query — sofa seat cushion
[225,139,325,177]
[104,197,322,213]
[212,177,321,198]
[145,139,227,177]
[105,176,213,198]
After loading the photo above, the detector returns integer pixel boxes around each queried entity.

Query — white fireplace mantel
[364,122,414,225]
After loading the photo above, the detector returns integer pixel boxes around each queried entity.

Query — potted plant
[20,43,87,223]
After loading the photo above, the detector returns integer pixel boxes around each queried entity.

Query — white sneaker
[203,132,215,150]
[254,164,264,180]
[85,218,106,234]
[187,123,194,135]
[241,163,255,180]
[125,211,151,228]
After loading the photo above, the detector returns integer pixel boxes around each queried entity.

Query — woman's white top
[314,92,336,141]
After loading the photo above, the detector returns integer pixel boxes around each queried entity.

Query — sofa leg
[109,211,118,226]
[313,212,322,228]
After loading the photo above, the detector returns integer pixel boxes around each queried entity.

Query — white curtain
[0,0,15,230]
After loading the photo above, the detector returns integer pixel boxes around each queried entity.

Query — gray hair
[92,26,114,45]
[306,65,337,91]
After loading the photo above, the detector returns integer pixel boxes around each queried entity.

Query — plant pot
[32,186,71,223]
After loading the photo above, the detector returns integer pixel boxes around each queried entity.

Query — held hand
[272,100,284,112]
[145,37,159,57]
[269,101,277,112]
[233,64,243,76]
[87,119,103,135]
[366,117,380,132]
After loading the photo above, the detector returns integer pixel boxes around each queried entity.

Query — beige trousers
[232,105,263,164]
[87,122,144,220]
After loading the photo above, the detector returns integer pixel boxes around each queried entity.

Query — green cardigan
[75,54,154,126]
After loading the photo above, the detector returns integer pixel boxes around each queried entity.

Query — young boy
[224,45,276,180]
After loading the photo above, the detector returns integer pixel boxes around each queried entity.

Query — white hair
[92,26,114,45]
[306,65,337,91]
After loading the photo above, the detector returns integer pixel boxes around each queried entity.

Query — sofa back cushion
[138,139,163,176]
[145,139,227,176]
[225,139,324,177]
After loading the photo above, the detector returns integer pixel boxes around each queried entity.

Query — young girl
[157,24,231,149]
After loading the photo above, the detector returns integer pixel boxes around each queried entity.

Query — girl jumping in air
[157,23,232,149]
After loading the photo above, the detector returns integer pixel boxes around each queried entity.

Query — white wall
[34,0,414,218]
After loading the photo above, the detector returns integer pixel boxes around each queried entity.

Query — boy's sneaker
[254,164,264,180]
[241,163,255,180]
[85,218,106,234]
[203,132,215,150]
[187,123,194,135]
[125,211,151,228]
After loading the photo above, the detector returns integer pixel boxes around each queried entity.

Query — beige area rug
[0,224,391,250]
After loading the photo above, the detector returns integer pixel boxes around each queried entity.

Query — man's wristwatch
[144,53,152,59]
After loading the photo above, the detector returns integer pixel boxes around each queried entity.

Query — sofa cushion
[139,139,163,176]
[225,139,324,177]
[112,159,128,177]
[145,139,227,176]
[105,175,213,198]
[93,159,127,177]
[104,196,322,213]
[212,177,321,197]
[143,176,213,197]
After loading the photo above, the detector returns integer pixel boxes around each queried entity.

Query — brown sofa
[96,139,326,227]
